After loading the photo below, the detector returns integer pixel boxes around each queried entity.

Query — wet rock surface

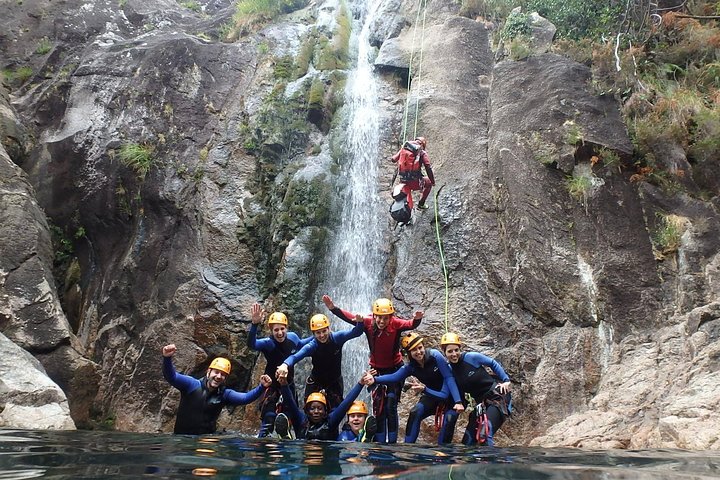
[1,0,719,448]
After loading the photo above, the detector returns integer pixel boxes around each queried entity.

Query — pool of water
[1,429,719,479]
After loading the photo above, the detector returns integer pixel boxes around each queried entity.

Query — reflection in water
[1,430,720,479]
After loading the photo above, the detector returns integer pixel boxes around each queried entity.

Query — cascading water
[322,0,385,393]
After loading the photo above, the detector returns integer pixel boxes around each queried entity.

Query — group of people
[163,295,512,446]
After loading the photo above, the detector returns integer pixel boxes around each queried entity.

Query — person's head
[372,298,394,330]
[440,332,462,363]
[310,314,331,343]
[206,357,231,390]
[304,392,328,424]
[401,332,425,362]
[346,401,368,435]
[267,312,288,342]
[414,136,427,150]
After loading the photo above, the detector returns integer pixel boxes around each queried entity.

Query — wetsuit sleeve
[223,384,265,406]
[374,364,412,385]
[280,383,306,427]
[465,352,510,382]
[395,315,422,334]
[162,357,201,394]
[432,350,462,403]
[333,322,365,344]
[247,324,267,351]
[298,334,314,347]
[420,151,435,184]
[284,339,318,368]
[329,307,357,326]
[328,382,363,429]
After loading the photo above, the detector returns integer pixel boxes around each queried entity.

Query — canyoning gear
[372,298,395,315]
[401,332,423,353]
[360,415,377,442]
[280,381,364,441]
[309,314,330,331]
[390,184,412,224]
[274,413,293,440]
[328,305,421,443]
[372,348,463,444]
[208,357,231,375]
[440,332,461,347]
[267,312,288,326]
[416,201,429,210]
[446,351,512,446]
[396,141,423,182]
[348,401,368,416]
[415,137,427,150]
[162,357,265,435]
[247,323,311,437]
[282,322,363,411]
[305,391,327,409]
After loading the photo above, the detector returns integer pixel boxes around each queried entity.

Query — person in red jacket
[391,136,435,210]
[322,294,423,443]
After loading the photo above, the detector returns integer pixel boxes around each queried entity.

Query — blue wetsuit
[337,425,358,441]
[163,356,264,435]
[373,348,462,444]
[441,352,511,446]
[280,382,364,440]
[282,323,364,409]
[247,324,312,437]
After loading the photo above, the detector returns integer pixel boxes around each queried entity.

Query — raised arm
[333,321,365,344]
[322,294,359,326]
[224,375,272,406]
[162,345,201,394]
[370,364,413,385]
[327,373,372,429]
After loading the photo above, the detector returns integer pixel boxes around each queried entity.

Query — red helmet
[414,136,427,149]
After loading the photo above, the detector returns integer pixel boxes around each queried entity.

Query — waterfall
[322,0,385,392]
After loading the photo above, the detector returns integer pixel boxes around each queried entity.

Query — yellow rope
[433,186,449,333]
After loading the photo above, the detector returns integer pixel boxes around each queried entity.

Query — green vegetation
[595,147,621,172]
[35,37,52,55]
[653,213,686,255]
[508,37,532,60]
[226,0,308,39]
[50,225,75,263]
[500,10,530,41]
[2,66,33,87]
[179,0,201,12]
[118,143,155,178]
[563,120,583,145]
[566,174,592,202]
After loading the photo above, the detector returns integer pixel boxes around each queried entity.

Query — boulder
[0,332,75,430]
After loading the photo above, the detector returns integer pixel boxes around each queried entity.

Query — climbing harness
[434,404,446,432]
[371,384,387,417]
[474,403,491,445]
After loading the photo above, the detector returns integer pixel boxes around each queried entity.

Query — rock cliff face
[1,0,718,447]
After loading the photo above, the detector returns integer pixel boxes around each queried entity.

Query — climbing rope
[433,185,450,333]
[400,0,429,145]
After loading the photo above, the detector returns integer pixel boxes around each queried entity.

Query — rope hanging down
[433,186,450,334]
[397,1,451,333]
[400,0,429,145]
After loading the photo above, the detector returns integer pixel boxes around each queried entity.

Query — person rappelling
[389,136,435,225]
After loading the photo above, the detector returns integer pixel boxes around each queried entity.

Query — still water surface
[1,429,719,479]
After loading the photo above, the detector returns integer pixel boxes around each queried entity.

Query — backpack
[389,185,412,224]
[397,141,422,181]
